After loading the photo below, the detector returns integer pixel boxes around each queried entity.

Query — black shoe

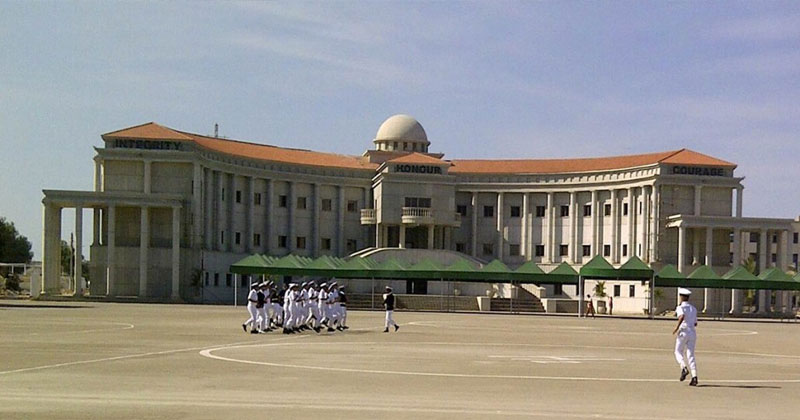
[336,326,344,331]
[242,324,247,332]
[680,367,689,382]
[394,325,399,332]
[314,327,321,333]
[250,329,259,334]
[689,377,698,386]
[342,326,349,330]
[282,328,290,334]
[383,328,389,333]
[327,327,335,332]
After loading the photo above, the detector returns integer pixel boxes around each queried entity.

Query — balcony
[360,208,376,225]
[402,207,434,225]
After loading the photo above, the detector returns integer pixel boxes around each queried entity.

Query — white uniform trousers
[283,303,293,328]
[244,303,258,328]
[674,329,697,377]
[340,306,347,326]
[256,306,268,331]
[385,310,397,328]
[307,304,321,328]
[270,303,282,324]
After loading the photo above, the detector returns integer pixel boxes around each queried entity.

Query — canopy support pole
[649,276,654,320]
[440,278,444,312]
[371,277,375,310]
[510,281,514,314]
[234,274,238,307]
[578,276,584,318]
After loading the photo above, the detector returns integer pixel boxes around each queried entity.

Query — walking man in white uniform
[673,288,699,386]
[242,282,260,333]
[383,286,399,333]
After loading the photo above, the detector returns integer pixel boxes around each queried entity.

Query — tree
[0,217,33,264]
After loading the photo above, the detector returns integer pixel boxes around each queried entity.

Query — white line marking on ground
[406,321,759,336]
[0,320,136,336]
[488,355,626,364]
[199,341,800,383]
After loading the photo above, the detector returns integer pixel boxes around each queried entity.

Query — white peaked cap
[678,287,692,296]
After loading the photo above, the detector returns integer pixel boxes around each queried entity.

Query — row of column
[202,169,369,257]
[468,186,659,264]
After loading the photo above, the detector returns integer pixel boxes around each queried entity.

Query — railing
[402,207,434,224]
[360,208,376,224]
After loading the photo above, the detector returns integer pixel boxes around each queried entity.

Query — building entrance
[405,226,430,249]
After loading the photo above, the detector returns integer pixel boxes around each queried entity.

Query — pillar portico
[642,186,651,261]
[545,192,554,263]
[139,206,149,297]
[611,189,619,263]
[74,206,83,295]
[246,176,255,252]
[730,228,743,314]
[757,229,768,313]
[399,225,406,249]
[522,192,529,259]
[265,179,274,254]
[171,206,180,300]
[288,181,296,253]
[107,205,116,296]
[591,190,598,256]
[677,225,686,273]
[703,227,713,313]
[694,185,702,216]
[312,183,321,256]
[692,229,701,266]
[42,203,62,294]
[496,192,504,260]
[627,187,635,261]
[569,191,578,263]
[427,224,435,250]
[337,185,345,256]
[470,192,478,258]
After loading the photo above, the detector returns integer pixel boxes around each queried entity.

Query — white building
[41,115,800,312]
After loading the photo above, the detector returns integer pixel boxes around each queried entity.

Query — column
[757,229,768,313]
[642,187,651,262]
[93,158,102,248]
[139,206,149,297]
[312,183,321,256]
[265,179,274,254]
[203,168,213,249]
[694,185,702,216]
[107,205,116,296]
[213,171,223,251]
[375,223,382,249]
[569,191,577,263]
[611,189,619,263]
[692,229,701,265]
[427,224,435,250]
[288,181,296,253]
[337,185,345,256]
[730,228,743,314]
[521,193,529,258]
[650,184,660,261]
[496,192,504,260]
[703,227,713,313]
[627,187,635,261]
[42,204,62,294]
[471,192,478,258]
[779,230,790,312]
[171,206,181,300]
[74,206,83,295]
[362,188,370,248]
[399,225,406,249]
[191,163,202,248]
[736,186,743,218]
[591,190,598,256]
[246,176,255,252]
[677,225,686,273]
[143,160,152,194]
[94,157,103,192]
[542,192,555,263]
[226,173,234,252]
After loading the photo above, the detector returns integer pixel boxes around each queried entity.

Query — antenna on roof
[214,123,219,138]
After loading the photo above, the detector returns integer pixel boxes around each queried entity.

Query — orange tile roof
[449,149,736,174]
[386,152,450,165]
[102,122,194,141]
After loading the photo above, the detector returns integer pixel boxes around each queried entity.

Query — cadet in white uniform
[242,282,260,333]
[307,283,322,333]
[283,284,298,334]
[383,286,399,333]
[256,282,269,333]
[318,283,329,328]
[673,288,699,386]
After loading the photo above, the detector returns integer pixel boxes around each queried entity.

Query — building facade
[41,115,800,312]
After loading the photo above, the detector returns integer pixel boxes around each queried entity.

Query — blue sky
[2,1,799,260]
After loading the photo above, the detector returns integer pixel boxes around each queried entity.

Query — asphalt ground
[1,300,799,420]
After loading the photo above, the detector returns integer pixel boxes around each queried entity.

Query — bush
[4,273,21,292]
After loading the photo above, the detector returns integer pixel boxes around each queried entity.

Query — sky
[2,1,799,260]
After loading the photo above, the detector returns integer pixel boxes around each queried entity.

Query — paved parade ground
[1,300,799,419]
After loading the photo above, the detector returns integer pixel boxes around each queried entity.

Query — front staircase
[490,287,545,313]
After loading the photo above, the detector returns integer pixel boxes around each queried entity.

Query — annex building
[41,115,800,314]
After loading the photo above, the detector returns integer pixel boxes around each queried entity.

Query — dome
[374,114,429,145]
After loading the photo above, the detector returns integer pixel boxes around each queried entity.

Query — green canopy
[336,257,377,278]
[371,258,409,279]
[441,258,480,280]
[758,267,800,290]
[579,255,617,279]
[617,256,655,280]
[406,259,444,279]
[544,262,580,284]
[511,260,549,283]
[229,254,275,275]
[653,264,686,287]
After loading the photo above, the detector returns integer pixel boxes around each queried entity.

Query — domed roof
[374,114,429,145]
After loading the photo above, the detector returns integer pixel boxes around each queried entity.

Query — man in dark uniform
[383,286,399,333]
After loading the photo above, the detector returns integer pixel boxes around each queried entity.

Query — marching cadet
[269,282,282,328]
[327,282,339,332]
[282,284,298,334]
[276,283,288,327]
[673,288,699,386]
[383,286,399,333]
[306,283,322,333]
[297,282,310,331]
[337,285,349,330]
[242,282,260,333]
[318,282,330,328]
[255,282,269,333]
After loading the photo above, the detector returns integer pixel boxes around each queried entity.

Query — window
[554,284,563,295]
[509,244,520,256]
[794,254,798,268]
[794,232,799,244]
[204,272,209,287]
[560,205,569,217]
[226,274,232,288]
[583,205,591,217]
[604,204,612,216]
[321,238,332,250]
[535,206,546,217]
[559,245,569,256]
[483,205,494,218]
[347,200,358,212]
[535,245,545,257]
[254,234,261,247]
[254,193,262,205]
[613,285,620,297]
[482,243,494,256]
[220,231,225,245]
[405,197,431,208]
[510,206,521,218]
[457,205,467,216]
[213,273,219,287]
[235,190,242,203]
[456,243,466,253]
[235,232,241,245]
[622,244,628,257]
[296,236,307,249]
[346,239,358,253]
[322,199,332,211]
[582,245,591,257]
[279,195,288,208]
[221,188,225,201]
[629,285,635,297]
[750,232,758,243]
[772,253,777,263]
[639,202,643,214]
[623,203,628,216]
[603,244,611,257]
[412,143,417,151]
[297,197,307,210]
[393,141,398,150]
[278,235,288,248]
[772,234,778,244]
[729,252,734,264]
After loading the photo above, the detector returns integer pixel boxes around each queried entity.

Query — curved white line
[199,341,800,383]
[405,321,759,337]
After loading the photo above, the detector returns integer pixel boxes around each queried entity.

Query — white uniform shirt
[328,289,339,304]
[675,301,698,332]
[300,289,309,305]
